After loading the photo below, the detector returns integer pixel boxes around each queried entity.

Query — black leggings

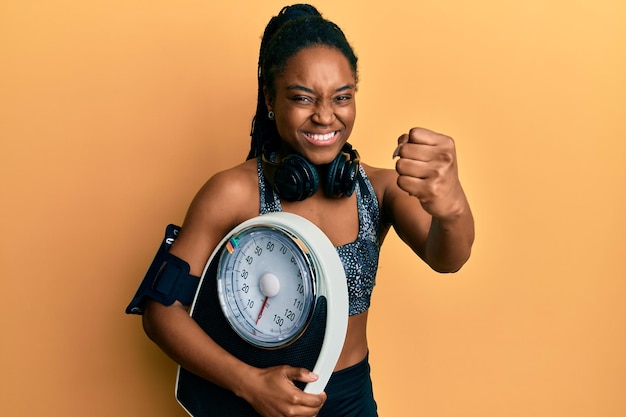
[318,353,378,417]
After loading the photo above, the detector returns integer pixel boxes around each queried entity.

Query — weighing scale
[175,212,349,416]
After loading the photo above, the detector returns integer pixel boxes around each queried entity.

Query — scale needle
[256,297,269,324]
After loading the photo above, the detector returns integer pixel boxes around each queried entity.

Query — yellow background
[1,1,625,416]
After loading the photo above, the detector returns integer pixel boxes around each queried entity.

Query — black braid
[247,4,358,160]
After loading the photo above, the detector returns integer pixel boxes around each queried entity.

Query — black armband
[125,224,199,315]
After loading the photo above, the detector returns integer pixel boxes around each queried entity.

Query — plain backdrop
[1,1,625,416]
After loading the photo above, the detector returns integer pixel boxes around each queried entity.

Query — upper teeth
[308,132,335,141]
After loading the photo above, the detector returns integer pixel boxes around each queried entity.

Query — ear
[263,86,274,112]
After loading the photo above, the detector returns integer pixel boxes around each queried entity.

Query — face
[265,46,357,165]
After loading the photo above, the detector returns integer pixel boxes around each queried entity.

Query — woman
[142,4,474,417]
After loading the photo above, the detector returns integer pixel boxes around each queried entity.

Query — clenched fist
[393,127,468,221]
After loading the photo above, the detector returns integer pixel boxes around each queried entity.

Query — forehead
[275,46,356,90]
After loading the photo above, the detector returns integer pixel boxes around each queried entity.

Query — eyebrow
[286,84,355,94]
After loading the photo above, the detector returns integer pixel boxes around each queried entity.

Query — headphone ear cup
[325,150,359,198]
[273,154,320,202]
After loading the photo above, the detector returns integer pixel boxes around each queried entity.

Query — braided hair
[247,4,359,160]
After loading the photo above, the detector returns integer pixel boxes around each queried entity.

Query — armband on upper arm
[125,224,199,315]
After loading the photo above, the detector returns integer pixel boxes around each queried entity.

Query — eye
[334,95,353,104]
[291,96,314,104]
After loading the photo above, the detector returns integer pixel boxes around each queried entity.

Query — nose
[311,101,335,126]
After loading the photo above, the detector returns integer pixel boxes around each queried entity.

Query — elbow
[431,263,465,274]
[141,300,165,343]
[141,299,188,343]
[430,263,463,274]
[426,249,472,274]
[141,306,157,342]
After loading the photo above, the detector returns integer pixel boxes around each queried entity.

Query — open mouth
[303,131,339,143]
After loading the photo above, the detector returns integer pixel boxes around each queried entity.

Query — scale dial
[216,225,317,349]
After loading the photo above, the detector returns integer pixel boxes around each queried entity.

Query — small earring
[268,110,275,120]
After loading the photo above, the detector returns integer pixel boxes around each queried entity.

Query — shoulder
[169,159,261,274]
[195,159,259,209]
[360,163,399,204]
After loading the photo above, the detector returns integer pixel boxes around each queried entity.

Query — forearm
[142,300,252,396]
[423,203,474,273]
[142,300,326,416]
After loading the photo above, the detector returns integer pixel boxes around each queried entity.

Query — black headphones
[262,143,361,202]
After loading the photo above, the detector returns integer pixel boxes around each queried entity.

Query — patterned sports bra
[257,157,382,315]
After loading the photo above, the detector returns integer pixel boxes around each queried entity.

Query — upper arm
[140,163,261,368]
